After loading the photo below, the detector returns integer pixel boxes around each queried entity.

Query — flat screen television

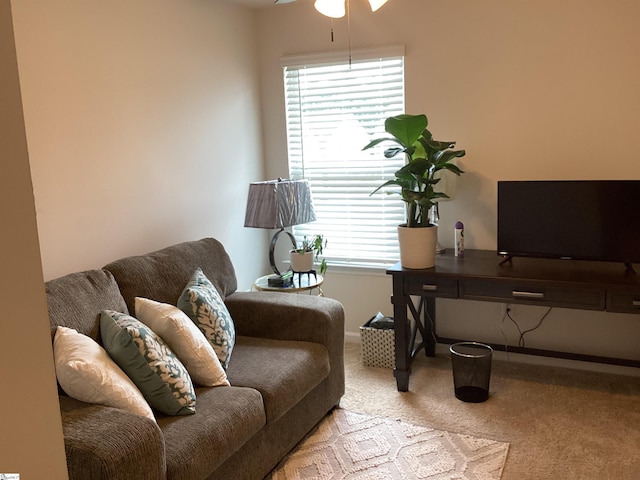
[497,180,640,266]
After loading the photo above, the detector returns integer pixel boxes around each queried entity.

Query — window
[282,46,405,268]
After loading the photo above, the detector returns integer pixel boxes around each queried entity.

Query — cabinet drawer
[606,291,640,314]
[405,277,458,297]
[459,279,605,310]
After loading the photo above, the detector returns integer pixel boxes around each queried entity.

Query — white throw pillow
[53,326,154,420]
[135,297,230,387]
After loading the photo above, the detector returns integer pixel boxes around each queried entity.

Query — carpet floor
[340,343,640,480]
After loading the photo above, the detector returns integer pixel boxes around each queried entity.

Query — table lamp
[244,178,317,277]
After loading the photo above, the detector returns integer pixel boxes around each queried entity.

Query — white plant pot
[290,251,314,272]
[397,224,437,269]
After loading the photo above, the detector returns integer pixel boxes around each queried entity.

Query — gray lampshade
[244,179,317,229]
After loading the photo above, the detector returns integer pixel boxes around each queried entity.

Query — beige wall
[257,0,640,367]
[4,0,268,474]
[0,0,67,476]
[12,0,269,289]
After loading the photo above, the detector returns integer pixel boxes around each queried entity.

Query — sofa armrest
[225,291,343,345]
[225,291,345,402]
[60,396,166,480]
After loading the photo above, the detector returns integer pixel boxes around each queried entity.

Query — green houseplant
[364,113,466,227]
[290,234,327,274]
[363,113,466,268]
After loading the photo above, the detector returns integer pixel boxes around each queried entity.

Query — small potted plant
[363,113,466,268]
[290,234,328,274]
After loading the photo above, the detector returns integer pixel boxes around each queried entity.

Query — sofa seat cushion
[157,385,264,480]
[226,335,330,424]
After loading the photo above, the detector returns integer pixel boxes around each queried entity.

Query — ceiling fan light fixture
[367,0,389,12]
[314,0,346,18]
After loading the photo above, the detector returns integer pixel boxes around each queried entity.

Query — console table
[387,249,640,391]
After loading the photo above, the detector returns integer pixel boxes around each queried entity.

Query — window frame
[281,45,406,269]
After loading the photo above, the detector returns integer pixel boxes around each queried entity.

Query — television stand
[387,249,640,392]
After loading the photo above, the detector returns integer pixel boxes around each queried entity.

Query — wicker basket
[360,316,395,369]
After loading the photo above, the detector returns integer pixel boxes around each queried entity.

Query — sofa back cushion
[46,269,128,342]
[104,238,237,314]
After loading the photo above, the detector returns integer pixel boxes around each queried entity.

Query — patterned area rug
[269,409,509,480]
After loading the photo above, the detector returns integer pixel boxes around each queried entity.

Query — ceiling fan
[274,0,389,19]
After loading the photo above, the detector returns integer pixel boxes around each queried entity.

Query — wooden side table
[253,274,324,296]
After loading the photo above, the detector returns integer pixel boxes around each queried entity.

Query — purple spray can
[455,221,464,257]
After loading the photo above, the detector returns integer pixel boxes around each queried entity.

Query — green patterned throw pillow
[177,268,236,369]
[100,310,196,416]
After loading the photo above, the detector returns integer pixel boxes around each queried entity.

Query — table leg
[424,297,436,357]
[391,287,411,392]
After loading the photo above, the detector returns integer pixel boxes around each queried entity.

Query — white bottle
[455,221,464,257]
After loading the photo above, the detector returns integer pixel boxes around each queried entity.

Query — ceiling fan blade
[274,0,298,4]
[368,0,389,11]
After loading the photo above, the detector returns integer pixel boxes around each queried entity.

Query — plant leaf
[384,147,405,158]
[385,114,427,147]
[406,158,430,177]
[370,179,402,196]
[436,149,466,165]
[441,163,465,175]
[362,137,400,150]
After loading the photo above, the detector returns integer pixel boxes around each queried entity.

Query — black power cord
[517,306,553,347]
[501,304,553,351]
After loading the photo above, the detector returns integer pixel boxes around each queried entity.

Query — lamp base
[269,228,297,276]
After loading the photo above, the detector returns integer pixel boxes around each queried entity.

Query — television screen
[497,180,640,265]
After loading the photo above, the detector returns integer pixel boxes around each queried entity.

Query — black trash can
[450,342,493,403]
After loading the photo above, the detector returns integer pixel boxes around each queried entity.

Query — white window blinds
[282,46,405,267]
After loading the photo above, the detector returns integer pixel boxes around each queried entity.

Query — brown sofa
[46,238,345,479]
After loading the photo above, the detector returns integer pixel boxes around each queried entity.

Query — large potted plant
[363,113,466,268]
